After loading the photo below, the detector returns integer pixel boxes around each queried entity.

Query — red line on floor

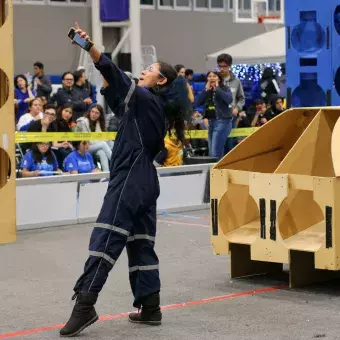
[158,219,209,228]
[0,285,286,339]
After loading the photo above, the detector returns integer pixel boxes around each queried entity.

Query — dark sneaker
[60,292,99,337]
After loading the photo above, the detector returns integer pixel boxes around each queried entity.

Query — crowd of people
[14,54,286,178]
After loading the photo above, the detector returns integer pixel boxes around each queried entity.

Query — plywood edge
[228,170,250,186]
[331,116,340,177]
[210,168,228,199]
[289,174,314,191]
[215,147,281,169]
[274,111,322,174]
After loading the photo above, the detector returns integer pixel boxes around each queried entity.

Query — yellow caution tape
[15,132,117,143]
[228,127,259,137]
[15,128,259,143]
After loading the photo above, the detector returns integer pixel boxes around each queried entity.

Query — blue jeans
[225,117,237,154]
[208,119,233,160]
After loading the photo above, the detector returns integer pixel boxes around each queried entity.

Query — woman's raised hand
[74,22,92,44]
[73,22,101,62]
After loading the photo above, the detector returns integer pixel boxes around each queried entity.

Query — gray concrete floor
[1,210,340,339]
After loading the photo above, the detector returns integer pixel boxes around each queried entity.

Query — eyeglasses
[45,111,56,117]
[146,65,166,79]
[64,78,74,81]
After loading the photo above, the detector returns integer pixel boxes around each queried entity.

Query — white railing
[16,164,214,230]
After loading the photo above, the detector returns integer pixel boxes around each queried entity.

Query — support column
[121,26,131,53]
[130,0,142,78]
[91,0,103,47]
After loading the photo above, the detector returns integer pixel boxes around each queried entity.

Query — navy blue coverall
[74,54,166,308]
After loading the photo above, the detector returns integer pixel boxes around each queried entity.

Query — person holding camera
[194,70,233,160]
[59,24,190,337]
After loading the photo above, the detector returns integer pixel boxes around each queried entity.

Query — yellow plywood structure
[211,107,340,287]
[0,0,16,244]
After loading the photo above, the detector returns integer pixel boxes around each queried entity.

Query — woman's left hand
[203,118,209,128]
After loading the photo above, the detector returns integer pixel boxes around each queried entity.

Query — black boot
[60,292,99,337]
[128,293,162,325]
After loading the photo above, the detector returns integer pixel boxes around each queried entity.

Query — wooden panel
[249,173,290,264]
[284,221,325,252]
[289,174,314,191]
[0,148,9,189]
[313,178,338,270]
[276,110,339,176]
[215,108,318,170]
[230,243,283,279]
[0,0,4,26]
[225,219,260,245]
[278,189,324,240]
[0,0,16,244]
[222,149,283,173]
[210,169,228,200]
[331,117,340,177]
[227,169,250,186]
[290,250,339,288]
[219,183,259,237]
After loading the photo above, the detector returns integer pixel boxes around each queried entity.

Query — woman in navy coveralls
[60,26,188,337]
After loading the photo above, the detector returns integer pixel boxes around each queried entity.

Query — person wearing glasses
[50,72,91,121]
[27,104,57,133]
[59,24,190,337]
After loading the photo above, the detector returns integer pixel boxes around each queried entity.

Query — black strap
[326,206,332,248]
[211,199,218,236]
[260,199,266,239]
[270,200,277,241]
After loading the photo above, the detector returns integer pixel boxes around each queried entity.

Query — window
[276,0,281,11]
[50,0,87,2]
[13,0,44,3]
[243,0,251,10]
[141,0,155,8]
[145,0,228,11]
[237,0,251,11]
[211,0,224,9]
[269,0,281,12]
[14,0,89,3]
[176,0,191,7]
[227,0,233,11]
[194,0,208,9]
[159,0,174,6]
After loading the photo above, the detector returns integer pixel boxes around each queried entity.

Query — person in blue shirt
[14,74,36,122]
[63,141,99,174]
[60,24,190,337]
[21,142,60,177]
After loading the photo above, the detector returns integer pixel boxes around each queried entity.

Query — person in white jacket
[16,98,43,131]
[75,104,112,171]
